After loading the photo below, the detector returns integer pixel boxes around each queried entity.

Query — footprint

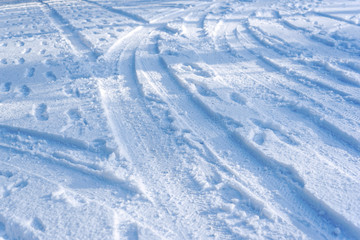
[35,103,49,121]
[219,183,265,216]
[67,108,81,120]
[253,133,265,145]
[20,85,31,97]
[25,67,35,77]
[223,116,243,129]
[230,92,246,105]
[17,57,25,64]
[62,85,81,98]
[196,85,218,97]
[108,33,116,39]
[43,59,58,67]
[3,82,11,92]
[184,63,212,78]
[14,180,28,189]
[16,41,24,47]
[45,71,57,81]
[3,179,28,198]
[91,139,107,153]
[31,217,46,232]
[23,48,32,54]
[0,170,13,178]
[252,119,298,146]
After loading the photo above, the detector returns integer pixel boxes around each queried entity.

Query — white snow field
[0,0,359,239]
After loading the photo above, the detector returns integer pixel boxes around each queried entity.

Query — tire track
[144,33,353,240]
[194,4,360,153]
[201,11,360,229]
[135,32,293,239]
[245,19,360,89]
[161,53,360,239]
[237,20,360,108]
[311,11,360,27]
[280,15,360,56]
[96,27,217,239]
[232,24,360,151]
[155,7,360,237]
[2,0,360,238]
[136,32,290,238]
[236,23,360,142]
[95,2,292,238]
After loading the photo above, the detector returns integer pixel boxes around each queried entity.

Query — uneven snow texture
[0,0,360,239]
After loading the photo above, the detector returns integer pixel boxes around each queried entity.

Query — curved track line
[137,28,357,238]
[155,6,360,237]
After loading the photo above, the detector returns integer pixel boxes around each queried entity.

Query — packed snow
[0,0,359,239]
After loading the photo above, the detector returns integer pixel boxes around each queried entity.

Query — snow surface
[0,0,359,239]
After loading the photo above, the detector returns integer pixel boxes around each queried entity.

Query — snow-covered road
[0,0,359,239]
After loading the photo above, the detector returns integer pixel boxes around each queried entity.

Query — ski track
[1,0,360,239]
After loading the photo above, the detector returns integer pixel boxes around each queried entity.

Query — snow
[0,0,359,239]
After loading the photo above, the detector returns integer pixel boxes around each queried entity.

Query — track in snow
[0,0,359,239]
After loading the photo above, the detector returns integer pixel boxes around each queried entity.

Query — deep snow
[0,0,359,239]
